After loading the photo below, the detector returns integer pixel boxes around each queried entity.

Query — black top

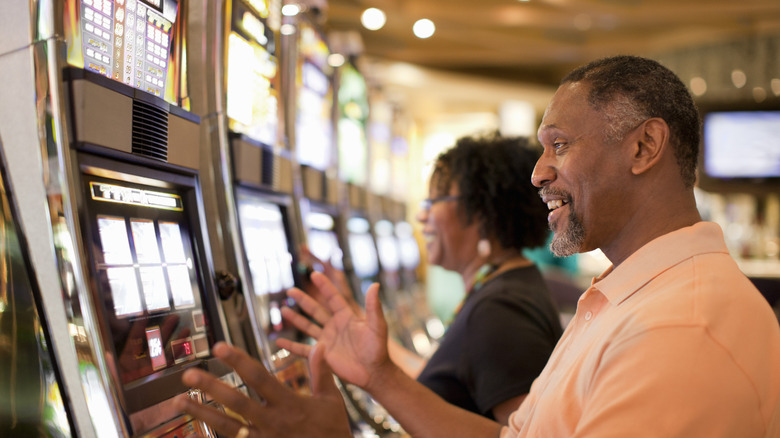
[416,265,563,419]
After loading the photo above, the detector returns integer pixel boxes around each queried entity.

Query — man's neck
[602,191,702,269]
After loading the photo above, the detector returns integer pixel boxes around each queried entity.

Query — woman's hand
[174,342,351,438]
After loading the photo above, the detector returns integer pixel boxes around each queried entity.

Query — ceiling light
[413,19,435,39]
[280,23,296,35]
[689,77,707,96]
[731,69,746,88]
[771,78,780,96]
[328,53,345,67]
[753,87,767,103]
[361,8,386,31]
[281,4,300,16]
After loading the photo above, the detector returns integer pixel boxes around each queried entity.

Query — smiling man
[509,55,780,437]
[175,56,780,438]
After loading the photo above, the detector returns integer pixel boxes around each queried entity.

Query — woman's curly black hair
[430,132,549,251]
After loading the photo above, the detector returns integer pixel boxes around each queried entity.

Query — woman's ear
[631,117,670,176]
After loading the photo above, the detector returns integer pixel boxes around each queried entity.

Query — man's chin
[550,234,582,258]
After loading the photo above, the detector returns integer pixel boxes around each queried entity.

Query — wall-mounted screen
[64,0,185,105]
[703,110,780,179]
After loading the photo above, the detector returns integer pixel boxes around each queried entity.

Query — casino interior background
[0,0,779,437]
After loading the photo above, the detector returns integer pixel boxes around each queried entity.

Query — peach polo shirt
[502,222,780,438]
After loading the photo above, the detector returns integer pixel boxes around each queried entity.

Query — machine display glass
[374,219,400,272]
[346,216,379,279]
[85,177,213,387]
[337,62,369,185]
[226,0,279,147]
[236,191,295,297]
[703,110,780,179]
[396,221,421,270]
[305,211,343,270]
[64,0,186,105]
[295,22,333,170]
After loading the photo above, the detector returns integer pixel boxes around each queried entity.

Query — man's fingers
[276,337,313,358]
[286,288,332,327]
[180,366,262,424]
[211,342,288,406]
[174,396,251,438]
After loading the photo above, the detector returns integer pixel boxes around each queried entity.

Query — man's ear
[631,117,670,176]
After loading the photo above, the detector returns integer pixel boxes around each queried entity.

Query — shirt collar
[591,222,730,305]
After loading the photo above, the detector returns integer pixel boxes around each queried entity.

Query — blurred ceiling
[321,0,780,87]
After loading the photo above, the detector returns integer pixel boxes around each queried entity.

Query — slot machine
[335,60,383,305]
[279,4,401,437]
[390,201,444,356]
[343,191,381,305]
[0,0,242,436]
[187,0,313,394]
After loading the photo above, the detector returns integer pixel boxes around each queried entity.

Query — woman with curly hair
[397,133,562,423]
[287,133,563,424]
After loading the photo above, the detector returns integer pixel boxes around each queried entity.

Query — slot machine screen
[374,220,400,272]
[235,190,295,298]
[64,0,185,105]
[396,221,421,270]
[84,174,216,404]
[295,21,333,170]
[305,211,343,270]
[226,1,279,147]
[703,110,780,179]
[337,63,369,185]
[346,217,379,279]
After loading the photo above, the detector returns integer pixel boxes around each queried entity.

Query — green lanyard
[447,263,500,325]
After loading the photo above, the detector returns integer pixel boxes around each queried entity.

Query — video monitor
[346,217,379,279]
[64,0,186,105]
[226,0,279,147]
[703,110,780,179]
[235,190,295,299]
[83,173,218,408]
[296,61,333,170]
[396,221,421,270]
[295,21,334,170]
[374,220,400,272]
[337,63,369,185]
[305,211,343,271]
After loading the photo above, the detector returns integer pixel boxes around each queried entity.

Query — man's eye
[553,141,567,153]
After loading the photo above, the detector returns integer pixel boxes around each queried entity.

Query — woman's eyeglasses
[419,195,460,212]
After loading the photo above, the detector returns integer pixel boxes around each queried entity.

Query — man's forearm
[365,362,502,438]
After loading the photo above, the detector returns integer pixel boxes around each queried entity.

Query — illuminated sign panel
[90,182,183,211]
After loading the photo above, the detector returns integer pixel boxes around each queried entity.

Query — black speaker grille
[261,148,274,186]
[132,100,168,161]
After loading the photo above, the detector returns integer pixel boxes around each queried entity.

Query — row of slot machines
[0,0,434,437]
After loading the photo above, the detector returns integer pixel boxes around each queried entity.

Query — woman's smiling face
[417,181,481,274]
